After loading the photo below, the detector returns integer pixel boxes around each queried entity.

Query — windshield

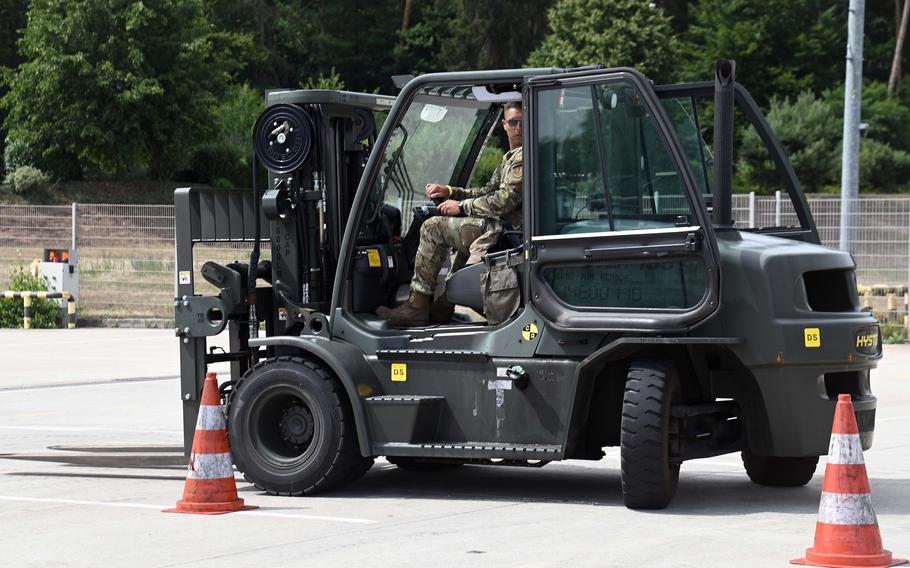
[360,95,491,236]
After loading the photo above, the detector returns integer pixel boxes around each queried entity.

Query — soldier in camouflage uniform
[377,101,523,326]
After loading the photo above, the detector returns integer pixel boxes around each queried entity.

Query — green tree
[739,91,841,192]
[527,0,679,81]
[275,1,401,93]
[189,83,263,187]
[436,0,554,71]
[207,0,276,86]
[302,68,346,90]
[0,0,26,71]
[825,81,910,155]
[863,1,910,87]
[682,0,844,104]
[0,0,27,171]
[0,0,252,180]
[655,0,693,35]
[394,1,458,76]
[739,85,910,193]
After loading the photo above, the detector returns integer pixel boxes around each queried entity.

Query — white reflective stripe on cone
[187,452,233,479]
[817,492,878,525]
[194,405,226,431]
[827,433,864,465]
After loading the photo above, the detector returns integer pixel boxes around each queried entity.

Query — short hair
[504,101,522,113]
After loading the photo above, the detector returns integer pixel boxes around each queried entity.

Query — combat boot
[376,292,431,326]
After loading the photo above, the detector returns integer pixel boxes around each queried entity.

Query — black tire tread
[620,361,680,509]
[229,356,374,496]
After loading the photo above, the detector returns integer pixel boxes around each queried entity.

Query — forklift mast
[174,89,393,451]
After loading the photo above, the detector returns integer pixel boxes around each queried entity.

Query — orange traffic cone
[792,394,906,567]
[164,372,257,515]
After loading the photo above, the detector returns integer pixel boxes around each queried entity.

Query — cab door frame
[523,68,721,332]
[654,81,820,244]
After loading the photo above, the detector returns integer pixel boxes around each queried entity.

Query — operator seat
[444,226,522,317]
[444,262,485,313]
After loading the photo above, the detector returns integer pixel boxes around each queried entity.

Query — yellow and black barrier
[858,285,910,328]
[2,291,76,329]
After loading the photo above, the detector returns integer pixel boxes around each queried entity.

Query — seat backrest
[445,262,485,313]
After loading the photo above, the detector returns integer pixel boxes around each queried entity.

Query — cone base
[792,549,907,568]
[163,499,258,515]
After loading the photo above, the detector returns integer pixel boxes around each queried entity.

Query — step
[365,395,445,444]
[375,441,563,461]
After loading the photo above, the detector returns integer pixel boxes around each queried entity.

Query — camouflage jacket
[450,146,522,228]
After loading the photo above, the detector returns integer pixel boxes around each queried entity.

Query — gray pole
[839,0,865,253]
[71,202,78,263]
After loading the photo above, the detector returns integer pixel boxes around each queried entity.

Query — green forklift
[174,61,881,509]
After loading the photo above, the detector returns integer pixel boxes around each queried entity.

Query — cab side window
[535,80,695,237]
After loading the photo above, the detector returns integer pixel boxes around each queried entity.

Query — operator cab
[350,83,524,328]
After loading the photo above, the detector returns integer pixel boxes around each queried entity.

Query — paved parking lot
[1,329,908,567]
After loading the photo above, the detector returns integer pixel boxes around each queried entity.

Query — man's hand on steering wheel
[425,183,450,200]
[437,199,461,216]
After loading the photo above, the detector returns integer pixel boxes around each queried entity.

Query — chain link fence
[1,195,909,327]
[1,203,266,325]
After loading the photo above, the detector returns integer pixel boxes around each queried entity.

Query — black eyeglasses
[505,118,521,128]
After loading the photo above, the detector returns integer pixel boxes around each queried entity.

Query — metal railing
[2,290,76,329]
[1,195,909,327]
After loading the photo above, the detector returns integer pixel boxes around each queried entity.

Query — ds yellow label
[804,328,821,348]
[522,323,539,342]
[391,363,407,382]
[367,249,381,268]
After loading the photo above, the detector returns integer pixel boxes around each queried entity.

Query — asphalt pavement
[0,329,908,567]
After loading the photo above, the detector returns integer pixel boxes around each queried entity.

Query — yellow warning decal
[804,327,821,348]
[367,249,381,268]
[391,363,407,382]
[522,323,539,342]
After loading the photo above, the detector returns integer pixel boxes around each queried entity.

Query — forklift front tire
[620,360,681,510]
[228,356,373,495]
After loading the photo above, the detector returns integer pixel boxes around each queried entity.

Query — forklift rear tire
[620,360,680,510]
[228,356,373,495]
[741,450,818,486]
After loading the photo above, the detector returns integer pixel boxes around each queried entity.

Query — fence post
[71,202,78,263]
[654,191,659,214]
[775,191,782,226]
[749,192,755,228]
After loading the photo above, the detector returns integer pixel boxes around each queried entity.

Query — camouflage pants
[410,216,500,296]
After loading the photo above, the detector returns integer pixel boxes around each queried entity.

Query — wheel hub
[278,404,314,446]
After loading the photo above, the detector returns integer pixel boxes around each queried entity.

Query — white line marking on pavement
[0,495,377,524]
[0,425,182,434]
[2,337,177,346]
[0,495,162,510]
[0,377,178,392]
